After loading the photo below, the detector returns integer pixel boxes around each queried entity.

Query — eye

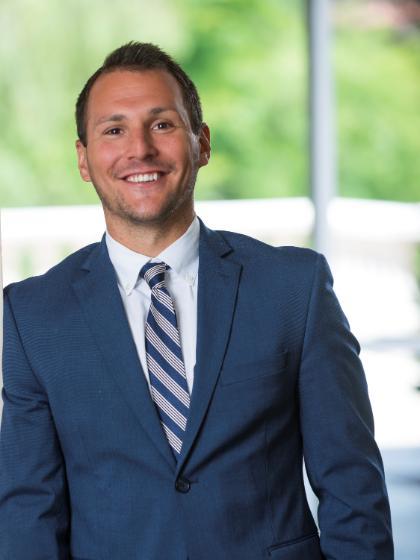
[152,121,174,132]
[104,127,122,136]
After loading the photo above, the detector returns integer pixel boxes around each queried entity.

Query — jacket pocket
[220,351,288,386]
[267,533,323,559]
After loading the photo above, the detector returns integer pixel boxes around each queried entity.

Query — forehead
[86,69,186,123]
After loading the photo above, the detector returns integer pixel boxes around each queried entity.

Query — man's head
[75,42,210,244]
[76,42,203,147]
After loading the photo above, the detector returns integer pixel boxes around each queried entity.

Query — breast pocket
[220,350,288,386]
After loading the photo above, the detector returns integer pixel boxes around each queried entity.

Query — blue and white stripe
[140,261,190,458]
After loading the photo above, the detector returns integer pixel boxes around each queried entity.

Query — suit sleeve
[0,292,70,559]
[299,254,394,559]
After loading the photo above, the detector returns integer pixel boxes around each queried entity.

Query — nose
[127,127,158,160]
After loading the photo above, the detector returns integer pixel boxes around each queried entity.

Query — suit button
[175,477,191,493]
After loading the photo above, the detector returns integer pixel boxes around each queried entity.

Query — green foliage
[335,27,420,202]
[0,0,419,207]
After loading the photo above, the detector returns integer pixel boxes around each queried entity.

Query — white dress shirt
[106,217,199,394]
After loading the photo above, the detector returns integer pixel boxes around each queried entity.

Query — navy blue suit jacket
[0,221,393,559]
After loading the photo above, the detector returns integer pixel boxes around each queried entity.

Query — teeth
[126,172,159,183]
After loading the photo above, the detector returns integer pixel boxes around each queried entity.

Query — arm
[299,254,393,559]
[0,292,70,559]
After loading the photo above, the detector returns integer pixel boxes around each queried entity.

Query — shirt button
[175,477,191,493]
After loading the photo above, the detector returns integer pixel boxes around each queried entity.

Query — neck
[105,211,195,257]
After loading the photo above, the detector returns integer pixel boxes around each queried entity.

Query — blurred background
[1,0,419,557]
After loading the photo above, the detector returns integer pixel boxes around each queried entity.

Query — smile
[125,172,162,183]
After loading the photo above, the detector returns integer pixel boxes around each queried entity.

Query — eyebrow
[94,107,178,128]
[94,114,126,127]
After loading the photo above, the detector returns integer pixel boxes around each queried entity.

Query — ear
[76,139,91,182]
[198,123,211,168]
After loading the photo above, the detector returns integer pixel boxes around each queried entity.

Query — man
[0,42,393,559]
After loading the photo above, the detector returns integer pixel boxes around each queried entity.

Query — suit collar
[74,238,177,470]
[176,219,242,474]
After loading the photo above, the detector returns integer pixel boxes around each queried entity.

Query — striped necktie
[140,261,190,458]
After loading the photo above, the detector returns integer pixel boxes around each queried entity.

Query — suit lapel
[71,238,176,470]
[176,222,242,475]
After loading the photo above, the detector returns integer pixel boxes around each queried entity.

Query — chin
[109,191,192,227]
[119,207,173,226]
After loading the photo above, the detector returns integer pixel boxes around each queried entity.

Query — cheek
[178,147,198,176]
[88,143,122,173]
[161,135,197,165]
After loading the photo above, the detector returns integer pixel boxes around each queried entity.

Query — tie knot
[140,261,168,290]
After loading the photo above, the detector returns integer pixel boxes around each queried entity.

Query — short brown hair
[75,41,203,146]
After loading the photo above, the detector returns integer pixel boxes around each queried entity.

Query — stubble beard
[92,171,198,230]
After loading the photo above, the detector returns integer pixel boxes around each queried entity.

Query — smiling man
[0,42,393,559]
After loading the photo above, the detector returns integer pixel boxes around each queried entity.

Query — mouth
[122,171,165,185]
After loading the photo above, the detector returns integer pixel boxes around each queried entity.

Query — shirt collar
[106,216,200,295]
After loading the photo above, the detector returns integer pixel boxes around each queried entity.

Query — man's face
[76,69,210,232]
